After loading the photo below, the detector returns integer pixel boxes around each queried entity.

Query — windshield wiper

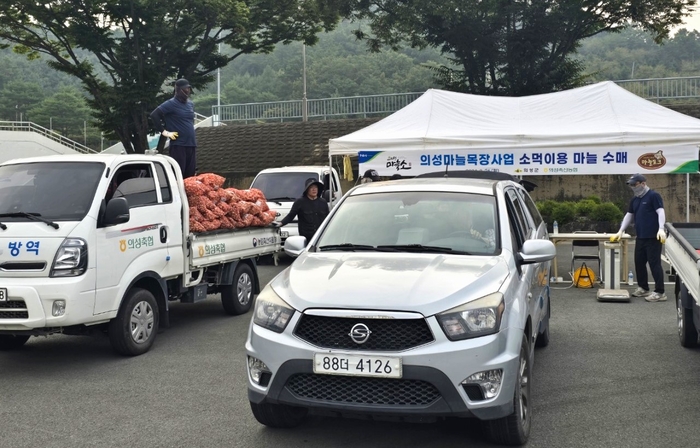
[266,197,296,204]
[377,244,471,255]
[0,212,59,229]
[318,243,399,252]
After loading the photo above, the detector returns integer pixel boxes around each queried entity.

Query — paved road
[2,249,700,448]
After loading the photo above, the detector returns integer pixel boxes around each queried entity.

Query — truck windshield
[0,161,105,221]
[251,172,319,201]
[318,192,500,255]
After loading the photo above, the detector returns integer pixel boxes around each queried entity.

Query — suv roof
[348,176,508,197]
[416,170,537,192]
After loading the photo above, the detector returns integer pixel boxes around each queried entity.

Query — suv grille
[0,300,28,319]
[294,315,434,350]
[286,374,440,406]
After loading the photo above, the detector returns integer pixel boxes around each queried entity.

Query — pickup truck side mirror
[103,197,130,226]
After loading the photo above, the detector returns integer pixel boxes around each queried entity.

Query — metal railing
[212,77,700,124]
[613,76,700,102]
[0,121,97,154]
[213,92,424,124]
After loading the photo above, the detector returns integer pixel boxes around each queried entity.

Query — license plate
[0,288,6,302]
[313,353,402,378]
[280,231,289,238]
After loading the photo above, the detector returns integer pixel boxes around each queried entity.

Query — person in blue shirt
[610,174,666,302]
[150,78,197,178]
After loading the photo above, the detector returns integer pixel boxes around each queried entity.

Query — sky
[679,9,700,32]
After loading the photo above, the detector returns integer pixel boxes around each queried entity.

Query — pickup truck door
[323,169,341,207]
[94,160,180,316]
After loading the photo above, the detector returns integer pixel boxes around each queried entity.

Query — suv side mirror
[322,190,331,202]
[103,197,130,226]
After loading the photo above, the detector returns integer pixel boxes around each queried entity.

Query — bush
[536,200,558,223]
[590,202,623,222]
[551,202,577,225]
[575,199,597,217]
[584,195,602,204]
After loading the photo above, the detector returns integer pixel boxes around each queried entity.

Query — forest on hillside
[2,22,700,150]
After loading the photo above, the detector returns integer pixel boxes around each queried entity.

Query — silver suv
[245,174,556,445]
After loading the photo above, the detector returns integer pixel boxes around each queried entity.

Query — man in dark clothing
[361,169,381,184]
[274,178,329,242]
[150,78,197,178]
[610,173,666,302]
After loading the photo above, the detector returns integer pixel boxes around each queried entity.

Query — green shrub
[536,200,558,222]
[590,202,623,222]
[584,195,602,204]
[575,199,597,217]
[551,202,577,225]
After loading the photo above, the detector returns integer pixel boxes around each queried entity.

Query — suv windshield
[318,191,499,255]
[0,161,104,221]
[251,172,319,201]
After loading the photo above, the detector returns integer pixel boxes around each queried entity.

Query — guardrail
[212,77,700,124]
[0,121,97,154]
[614,76,700,102]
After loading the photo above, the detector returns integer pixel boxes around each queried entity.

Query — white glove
[609,231,623,242]
[162,130,179,140]
[657,229,666,244]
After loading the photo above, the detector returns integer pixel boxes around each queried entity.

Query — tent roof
[328,81,700,156]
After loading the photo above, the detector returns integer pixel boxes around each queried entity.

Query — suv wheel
[677,294,699,348]
[250,401,307,428]
[484,334,531,445]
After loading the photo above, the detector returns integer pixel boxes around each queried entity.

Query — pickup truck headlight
[253,284,295,333]
[436,293,505,341]
[50,238,88,277]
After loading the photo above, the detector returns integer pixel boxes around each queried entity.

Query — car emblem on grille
[349,323,372,344]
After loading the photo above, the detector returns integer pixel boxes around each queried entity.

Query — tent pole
[329,152,334,209]
[687,173,690,223]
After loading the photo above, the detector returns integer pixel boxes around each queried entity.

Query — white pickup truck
[250,166,342,241]
[0,154,280,355]
[664,223,700,347]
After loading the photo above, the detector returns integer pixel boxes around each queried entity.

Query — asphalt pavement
[2,245,700,448]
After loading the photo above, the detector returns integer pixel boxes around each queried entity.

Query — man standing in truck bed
[273,178,328,242]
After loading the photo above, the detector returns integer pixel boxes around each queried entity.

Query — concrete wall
[0,130,84,162]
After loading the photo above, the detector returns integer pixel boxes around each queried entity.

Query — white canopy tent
[328,81,700,220]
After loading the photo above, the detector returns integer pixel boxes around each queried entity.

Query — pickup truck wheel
[109,288,159,356]
[250,401,307,428]
[221,264,254,315]
[0,335,30,350]
[677,295,699,348]
[483,334,531,446]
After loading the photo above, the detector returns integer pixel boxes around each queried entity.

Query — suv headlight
[436,293,505,340]
[253,284,295,333]
[50,238,88,277]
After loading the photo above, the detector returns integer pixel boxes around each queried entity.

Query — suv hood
[273,252,509,316]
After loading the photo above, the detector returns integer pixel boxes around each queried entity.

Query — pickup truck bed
[664,223,700,347]
[189,226,280,269]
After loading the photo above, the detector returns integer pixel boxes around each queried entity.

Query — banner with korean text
[358,145,699,177]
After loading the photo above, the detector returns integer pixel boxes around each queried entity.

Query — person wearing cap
[273,178,329,243]
[150,78,197,178]
[610,174,666,302]
[361,169,381,184]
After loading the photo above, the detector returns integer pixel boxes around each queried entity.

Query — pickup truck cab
[0,154,280,355]
[245,172,556,445]
[250,166,342,241]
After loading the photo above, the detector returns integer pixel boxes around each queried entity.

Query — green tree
[28,87,93,136]
[0,0,347,153]
[0,80,45,121]
[347,0,692,96]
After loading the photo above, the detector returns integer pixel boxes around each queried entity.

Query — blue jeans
[169,145,197,178]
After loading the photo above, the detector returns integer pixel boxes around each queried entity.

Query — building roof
[194,118,380,177]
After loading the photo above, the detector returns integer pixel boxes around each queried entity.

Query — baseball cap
[175,78,191,89]
[626,174,647,185]
[363,169,381,182]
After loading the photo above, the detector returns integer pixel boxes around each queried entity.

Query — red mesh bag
[237,201,253,214]
[227,203,242,221]
[217,201,232,214]
[256,200,270,212]
[260,210,276,225]
[232,218,247,228]
[202,219,221,231]
[248,188,265,202]
[248,202,262,216]
[207,189,228,201]
[224,188,240,204]
[198,173,226,189]
[189,207,204,222]
[249,215,264,227]
[219,217,236,229]
[190,220,207,233]
[201,208,218,221]
[211,205,227,218]
[240,214,255,227]
[236,189,255,202]
[184,178,211,196]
